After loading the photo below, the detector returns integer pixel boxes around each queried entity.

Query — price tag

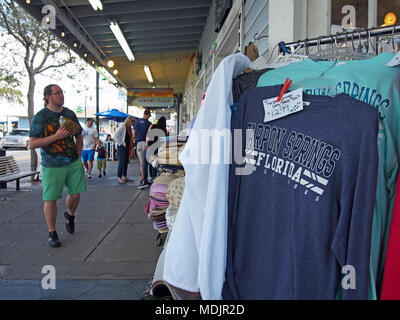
[263,88,304,123]
[386,52,400,67]
[268,54,309,69]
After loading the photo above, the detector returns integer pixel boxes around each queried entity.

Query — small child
[95,140,108,177]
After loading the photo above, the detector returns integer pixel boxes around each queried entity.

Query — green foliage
[0,87,23,104]
[0,0,75,77]
[0,0,77,172]
[0,65,22,103]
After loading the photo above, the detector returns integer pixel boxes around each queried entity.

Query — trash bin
[0,147,5,157]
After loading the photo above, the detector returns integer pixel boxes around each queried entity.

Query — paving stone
[0,284,42,300]
[96,280,135,286]
[6,280,41,286]
[131,279,151,296]
[0,159,161,300]
[40,280,98,299]
[77,285,142,300]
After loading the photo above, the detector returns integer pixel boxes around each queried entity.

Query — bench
[0,156,40,191]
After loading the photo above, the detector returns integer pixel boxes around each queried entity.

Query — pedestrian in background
[104,134,116,160]
[81,118,98,178]
[113,116,135,184]
[133,108,152,189]
[29,84,86,248]
[95,140,108,177]
[145,116,168,182]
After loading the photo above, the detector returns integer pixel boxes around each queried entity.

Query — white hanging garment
[163,53,251,300]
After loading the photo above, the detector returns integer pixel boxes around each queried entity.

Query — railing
[103,141,116,161]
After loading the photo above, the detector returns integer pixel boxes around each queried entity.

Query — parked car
[0,128,30,150]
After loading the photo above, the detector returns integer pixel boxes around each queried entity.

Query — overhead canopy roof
[15,0,213,94]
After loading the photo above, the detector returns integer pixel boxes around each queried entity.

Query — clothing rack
[281,25,400,52]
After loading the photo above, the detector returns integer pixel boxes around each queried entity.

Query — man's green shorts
[41,158,87,201]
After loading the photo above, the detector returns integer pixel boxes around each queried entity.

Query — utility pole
[126,93,129,114]
[96,71,100,134]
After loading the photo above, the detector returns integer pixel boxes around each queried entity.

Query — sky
[0,60,126,120]
[0,33,126,122]
[0,27,174,132]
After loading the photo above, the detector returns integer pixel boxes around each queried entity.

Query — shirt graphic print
[245,123,340,201]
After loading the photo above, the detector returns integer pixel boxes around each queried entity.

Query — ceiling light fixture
[109,21,135,62]
[144,65,153,83]
[61,31,65,37]
[83,52,88,58]
[107,60,115,68]
[88,0,103,11]
[113,69,119,75]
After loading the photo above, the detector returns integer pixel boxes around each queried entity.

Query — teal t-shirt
[257,53,400,299]
[29,107,82,168]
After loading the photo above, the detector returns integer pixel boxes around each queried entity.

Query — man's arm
[29,127,70,149]
[93,130,99,150]
[75,134,83,156]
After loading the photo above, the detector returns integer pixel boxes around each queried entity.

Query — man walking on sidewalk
[81,118,98,178]
[29,84,87,247]
[133,108,152,189]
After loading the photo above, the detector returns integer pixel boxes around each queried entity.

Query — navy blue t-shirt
[222,85,378,300]
[133,118,151,142]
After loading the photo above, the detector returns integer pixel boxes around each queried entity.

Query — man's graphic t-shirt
[29,107,82,168]
[222,86,378,300]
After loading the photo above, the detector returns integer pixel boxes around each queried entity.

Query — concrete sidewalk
[0,158,161,299]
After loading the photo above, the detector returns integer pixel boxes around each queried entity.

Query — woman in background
[113,116,135,184]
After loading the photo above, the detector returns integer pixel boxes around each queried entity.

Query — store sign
[128,88,174,107]
[134,97,175,107]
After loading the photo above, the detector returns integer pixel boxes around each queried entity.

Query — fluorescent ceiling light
[88,0,103,10]
[109,21,135,62]
[144,65,153,83]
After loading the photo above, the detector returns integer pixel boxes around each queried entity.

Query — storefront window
[331,0,400,30]
[331,0,368,30]
[378,0,400,26]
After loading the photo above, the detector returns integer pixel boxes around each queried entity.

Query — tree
[0,0,75,174]
[0,65,23,103]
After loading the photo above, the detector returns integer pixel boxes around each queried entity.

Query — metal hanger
[392,25,397,52]
[254,32,269,41]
